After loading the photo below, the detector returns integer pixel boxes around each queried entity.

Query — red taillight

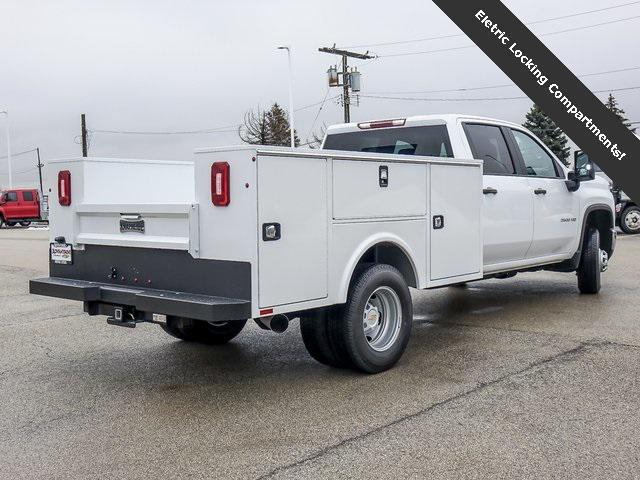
[357,118,406,129]
[58,170,71,206]
[211,162,230,206]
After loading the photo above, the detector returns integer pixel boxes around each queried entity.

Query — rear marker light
[58,170,71,206]
[357,118,406,129]
[211,162,230,206]
[260,308,273,316]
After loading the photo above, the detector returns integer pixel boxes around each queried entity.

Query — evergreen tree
[604,93,636,133]
[522,104,571,166]
[239,103,299,146]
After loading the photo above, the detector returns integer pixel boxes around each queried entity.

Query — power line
[344,1,640,49]
[89,96,339,136]
[0,148,37,160]
[376,14,640,58]
[305,88,332,142]
[360,85,640,103]
[369,65,640,95]
[0,166,37,175]
[90,125,241,135]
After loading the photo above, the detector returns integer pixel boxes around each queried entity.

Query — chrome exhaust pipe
[257,314,289,333]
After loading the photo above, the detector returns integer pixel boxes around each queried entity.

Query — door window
[511,130,560,178]
[464,124,515,175]
[5,191,18,202]
[22,191,34,201]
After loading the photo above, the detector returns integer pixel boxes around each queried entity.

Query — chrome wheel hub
[362,287,402,352]
[624,211,640,231]
[599,249,609,273]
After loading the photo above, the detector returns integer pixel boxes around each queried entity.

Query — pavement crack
[257,343,588,479]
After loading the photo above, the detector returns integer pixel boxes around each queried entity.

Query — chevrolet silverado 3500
[30,115,616,373]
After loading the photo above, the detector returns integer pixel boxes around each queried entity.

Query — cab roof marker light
[357,118,406,129]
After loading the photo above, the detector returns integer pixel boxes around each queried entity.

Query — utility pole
[36,147,44,196]
[319,46,374,123]
[81,113,88,157]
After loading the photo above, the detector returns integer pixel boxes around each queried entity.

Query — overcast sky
[1,0,638,188]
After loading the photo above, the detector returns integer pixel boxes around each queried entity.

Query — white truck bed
[32,146,483,321]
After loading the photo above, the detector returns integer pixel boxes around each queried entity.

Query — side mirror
[574,150,596,182]
[565,171,580,192]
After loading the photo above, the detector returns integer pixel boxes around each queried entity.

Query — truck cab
[0,188,41,228]
[323,115,616,272]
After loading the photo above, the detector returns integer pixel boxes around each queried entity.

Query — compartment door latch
[262,223,281,241]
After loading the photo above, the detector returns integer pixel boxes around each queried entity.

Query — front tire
[162,317,247,345]
[331,264,413,373]
[577,228,601,294]
[6,221,16,227]
[620,205,640,234]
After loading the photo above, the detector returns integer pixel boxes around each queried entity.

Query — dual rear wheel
[300,264,413,374]
[162,317,247,345]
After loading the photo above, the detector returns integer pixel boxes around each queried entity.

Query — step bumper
[30,277,251,322]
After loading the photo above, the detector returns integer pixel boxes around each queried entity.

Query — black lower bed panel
[32,245,252,321]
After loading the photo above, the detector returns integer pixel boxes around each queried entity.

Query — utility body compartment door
[257,154,328,308]
[429,163,483,283]
[332,160,427,219]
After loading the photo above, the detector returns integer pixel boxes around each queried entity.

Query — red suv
[0,188,42,228]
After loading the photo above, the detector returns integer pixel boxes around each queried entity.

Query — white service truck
[30,115,616,373]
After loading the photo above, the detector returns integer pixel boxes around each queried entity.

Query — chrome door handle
[534,188,547,195]
[483,187,498,195]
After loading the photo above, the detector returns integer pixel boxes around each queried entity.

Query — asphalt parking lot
[1,228,639,479]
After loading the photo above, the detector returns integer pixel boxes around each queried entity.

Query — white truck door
[509,129,580,258]
[462,123,534,266]
[257,154,328,308]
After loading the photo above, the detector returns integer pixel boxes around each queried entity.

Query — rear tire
[19,221,31,227]
[620,205,640,234]
[162,317,247,345]
[331,264,413,374]
[300,308,351,369]
[577,228,601,294]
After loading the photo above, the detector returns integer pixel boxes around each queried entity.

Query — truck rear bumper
[30,277,251,322]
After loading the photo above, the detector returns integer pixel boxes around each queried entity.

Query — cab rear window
[323,125,454,157]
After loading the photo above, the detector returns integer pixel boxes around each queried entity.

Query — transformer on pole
[319,46,374,123]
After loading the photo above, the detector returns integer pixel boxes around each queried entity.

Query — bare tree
[239,103,299,146]
[306,125,326,149]
[238,107,269,145]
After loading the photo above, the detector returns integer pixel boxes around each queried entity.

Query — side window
[464,124,515,175]
[6,191,18,202]
[511,130,560,178]
[22,191,34,201]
